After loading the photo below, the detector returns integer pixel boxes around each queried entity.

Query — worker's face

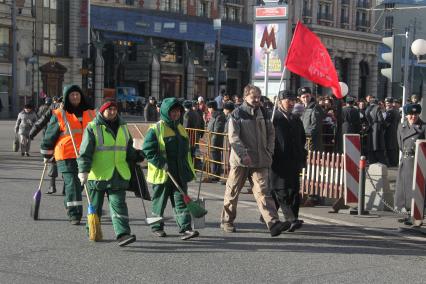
[300,93,311,105]
[69,91,81,107]
[102,106,118,121]
[24,108,31,113]
[280,98,295,113]
[244,90,261,108]
[407,113,419,125]
[169,107,181,121]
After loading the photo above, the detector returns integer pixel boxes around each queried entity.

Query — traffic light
[380,36,403,83]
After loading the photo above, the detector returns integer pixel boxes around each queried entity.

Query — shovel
[134,167,163,225]
[30,162,48,220]
[192,157,206,229]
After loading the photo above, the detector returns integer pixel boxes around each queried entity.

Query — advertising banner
[252,22,288,79]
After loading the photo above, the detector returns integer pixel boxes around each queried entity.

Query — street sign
[255,7,287,19]
[260,26,277,49]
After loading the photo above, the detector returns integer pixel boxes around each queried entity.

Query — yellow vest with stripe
[147,121,195,184]
[88,122,131,181]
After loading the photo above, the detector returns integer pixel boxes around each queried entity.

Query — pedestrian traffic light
[380,36,403,82]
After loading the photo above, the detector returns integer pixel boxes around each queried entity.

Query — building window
[385,16,393,30]
[318,1,333,25]
[0,27,10,61]
[160,41,183,63]
[340,7,349,27]
[161,0,187,14]
[197,0,210,18]
[37,0,69,56]
[223,5,241,22]
[127,43,137,61]
[125,0,135,5]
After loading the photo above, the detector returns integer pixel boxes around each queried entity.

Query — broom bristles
[186,200,208,218]
[87,213,103,241]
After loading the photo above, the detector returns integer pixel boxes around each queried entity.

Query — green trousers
[62,172,83,221]
[87,187,131,238]
[151,180,192,233]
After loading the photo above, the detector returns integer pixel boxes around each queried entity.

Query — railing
[301,151,345,199]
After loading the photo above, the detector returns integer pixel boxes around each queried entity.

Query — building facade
[0,0,33,118]
[285,0,382,99]
[90,0,252,101]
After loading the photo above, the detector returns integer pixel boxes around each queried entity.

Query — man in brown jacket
[220,84,291,237]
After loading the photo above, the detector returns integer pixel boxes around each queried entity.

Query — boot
[46,178,56,194]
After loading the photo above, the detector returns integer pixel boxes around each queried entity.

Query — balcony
[318,13,333,22]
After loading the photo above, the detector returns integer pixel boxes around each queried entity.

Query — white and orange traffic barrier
[343,134,361,207]
[411,139,426,226]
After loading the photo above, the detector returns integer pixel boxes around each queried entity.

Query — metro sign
[255,7,287,19]
[260,27,277,49]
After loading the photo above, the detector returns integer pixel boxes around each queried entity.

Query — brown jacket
[228,102,275,168]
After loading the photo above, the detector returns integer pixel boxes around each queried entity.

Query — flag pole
[270,66,287,122]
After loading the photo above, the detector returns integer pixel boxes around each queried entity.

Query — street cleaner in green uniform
[142,97,199,240]
[77,99,144,246]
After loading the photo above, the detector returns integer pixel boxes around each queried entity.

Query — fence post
[411,140,426,226]
[343,134,361,207]
[358,156,368,215]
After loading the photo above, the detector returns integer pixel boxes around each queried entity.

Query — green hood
[160,98,183,127]
[62,84,90,112]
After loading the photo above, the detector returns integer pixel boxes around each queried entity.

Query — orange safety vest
[53,108,95,161]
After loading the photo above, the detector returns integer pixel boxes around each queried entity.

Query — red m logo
[260,26,277,49]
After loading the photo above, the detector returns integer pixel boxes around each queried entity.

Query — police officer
[395,103,426,215]
[299,87,324,151]
[270,90,306,232]
[342,96,361,135]
[384,97,401,167]
[366,97,387,164]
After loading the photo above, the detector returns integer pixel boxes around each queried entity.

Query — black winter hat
[278,90,296,100]
[298,87,312,95]
[223,101,235,111]
[207,101,218,109]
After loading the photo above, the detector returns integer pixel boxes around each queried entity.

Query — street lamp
[411,39,426,64]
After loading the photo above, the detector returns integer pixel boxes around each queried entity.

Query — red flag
[285,21,342,99]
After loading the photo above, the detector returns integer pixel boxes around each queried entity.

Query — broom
[166,171,208,218]
[30,162,48,220]
[65,120,102,241]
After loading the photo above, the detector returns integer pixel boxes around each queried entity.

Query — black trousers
[271,172,301,220]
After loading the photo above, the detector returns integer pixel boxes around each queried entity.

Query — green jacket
[142,98,195,184]
[78,112,144,191]
[40,85,92,173]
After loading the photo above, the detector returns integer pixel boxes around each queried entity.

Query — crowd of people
[17,82,425,245]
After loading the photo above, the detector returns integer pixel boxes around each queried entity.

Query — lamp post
[213,18,221,99]
[411,38,426,63]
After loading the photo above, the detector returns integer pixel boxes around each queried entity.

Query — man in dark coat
[270,90,306,232]
[144,96,159,122]
[384,97,401,167]
[299,87,324,151]
[342,96,361,135]
[206,101,226,181]
[395,103,426,215]
[183,100,203,158]
[366,98,387,164]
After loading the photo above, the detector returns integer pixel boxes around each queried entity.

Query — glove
[78,172,89,185]
[43,156,53,164]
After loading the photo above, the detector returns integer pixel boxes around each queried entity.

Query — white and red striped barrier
[343,134,361,207]
[411,140,426,226]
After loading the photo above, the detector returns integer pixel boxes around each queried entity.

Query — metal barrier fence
[185,128,230,180]
[128,124,344,196]
[301,151,345,199]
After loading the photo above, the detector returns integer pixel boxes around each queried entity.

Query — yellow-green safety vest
[88,122,131,181]
[146,121,195,184]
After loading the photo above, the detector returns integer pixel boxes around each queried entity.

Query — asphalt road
[0,119,425,284]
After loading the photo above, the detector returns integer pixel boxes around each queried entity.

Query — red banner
[285,21,342,99]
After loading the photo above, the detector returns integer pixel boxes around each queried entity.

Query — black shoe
[70,219,81,225]
[270,221,291,237]
[259,215,265,224]
[181,230,199,240]
[152,230,167,237]
[46,186,56,194]
[117,234,136,247]
[21,152,24,156]
[286,220,303,232]
[25,152,30,157]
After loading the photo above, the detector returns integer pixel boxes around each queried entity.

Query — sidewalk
[187,175,426,238]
